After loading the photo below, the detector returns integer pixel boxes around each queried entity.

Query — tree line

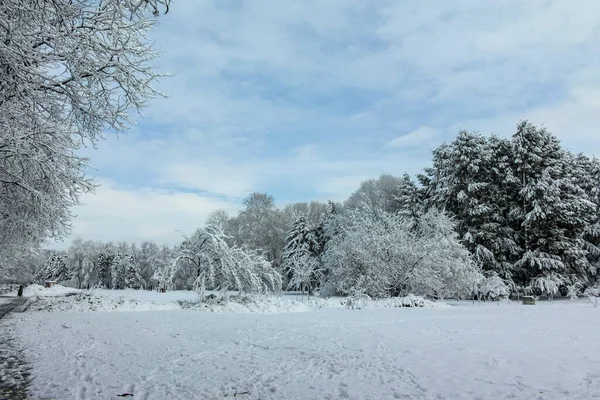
[35,121,600,300]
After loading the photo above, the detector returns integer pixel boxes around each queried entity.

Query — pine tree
[96,249,115,289]
[124,253,142,289]
[33,253,70,284]
[394,173,424,227]
[483,136,520,277]
[111,253,126,289]
[421,132,516,279]
[511,121,595,289]
[282,216,321,295]
[572,154,600,284]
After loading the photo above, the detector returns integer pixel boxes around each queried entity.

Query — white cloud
[50,181,240,249]
[389,127,440,148]
[452,84,600,152]
[53,0,600,247]
[158,161,259,198]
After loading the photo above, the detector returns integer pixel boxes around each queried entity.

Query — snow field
[4,283,81,297]
[15,286,447,313]
[12,301,600,400]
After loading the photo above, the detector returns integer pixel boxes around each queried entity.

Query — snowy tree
[282,201,329,228]
[96,247,117,289]
[395,173,425,226]
[345,174,404,218]
[511,121,595,287]
[322,200,343,246]
[66,238,99,289]
[322,208,482,299]
[151,261,173,291]
[0,242,45,283]
[205,209,232,232]
[172,225,282,297]
[137,241,163,289]
[232,193,286,263]
[528,273,563,299]
[282,216,323,295]
[110,253,127,290]
[124,253,143,289]
[572,154,600,282]
[33,253,70,284]
[0,0,170,279]
[421,131,519,280]
[477,273,510,301]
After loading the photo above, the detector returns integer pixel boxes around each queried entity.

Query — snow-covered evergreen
[33,253,70,285]
[421,131,518,279]
[124,253,144,289]
[511,121,595,288]
[394,173,424,226]
[282,216,322,295]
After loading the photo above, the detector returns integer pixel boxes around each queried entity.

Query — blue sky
[60,0,600,248]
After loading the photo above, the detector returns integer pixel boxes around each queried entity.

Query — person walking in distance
[17,285,23,297]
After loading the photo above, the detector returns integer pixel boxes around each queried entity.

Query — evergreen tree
[96,250,113,289]
[33,253,70,284]
[483,136,520,277]
[96,247,117,289]
[511,121,595,289]
[394,173,424,226]
[111,253,126,289]
[572,154,600,283]
[421,132,516,279]
[282,216,322,294]
[124,253,142,289]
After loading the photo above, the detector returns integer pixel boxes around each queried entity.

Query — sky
[57,0,600,249]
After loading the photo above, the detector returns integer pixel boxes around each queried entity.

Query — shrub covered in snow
[177,294,312,314]
[322,209,482,299]
[477,273,510,300]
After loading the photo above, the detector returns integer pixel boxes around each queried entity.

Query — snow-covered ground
[90,288,199,303]
[3,283,81,297]
[0,297,12,306]
[10,299,600,400]
[11,286,445,313]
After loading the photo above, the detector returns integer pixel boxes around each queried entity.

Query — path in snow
[0,297,32,400]
[13,300,600,400]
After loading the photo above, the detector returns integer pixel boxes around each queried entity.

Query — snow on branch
[322,208,483,299]
[0,0,169,277]
[172,225,282,297]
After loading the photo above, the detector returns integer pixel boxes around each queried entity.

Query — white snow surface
[11,300,600,400]
[0,297,12,306]
[23,289,447,313]
[4,283,80,297]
